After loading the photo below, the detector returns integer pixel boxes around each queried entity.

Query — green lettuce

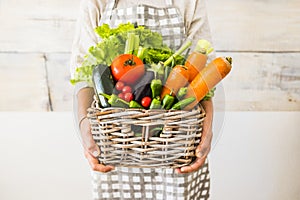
[70,22,176,85]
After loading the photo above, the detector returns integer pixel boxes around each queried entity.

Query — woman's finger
[84,151,115,173]
[176,156,206,174]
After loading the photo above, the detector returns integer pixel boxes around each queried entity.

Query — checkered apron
[91,0,210,199]
[100,0,186,50]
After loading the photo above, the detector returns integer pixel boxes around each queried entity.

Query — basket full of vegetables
[71,23,232,168]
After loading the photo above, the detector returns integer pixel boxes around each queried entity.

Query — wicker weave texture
[88,102,205,168]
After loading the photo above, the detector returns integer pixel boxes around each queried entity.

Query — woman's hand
[175,99,213,174]
[80,117,115,173]
[77,87,115,173]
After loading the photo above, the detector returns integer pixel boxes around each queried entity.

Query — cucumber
[92,64,115,108]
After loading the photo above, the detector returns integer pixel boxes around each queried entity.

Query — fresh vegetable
[202,87,216,101]
[92,64,115,108]
[177,87,188,100]
[184,57,232,110]
[101,92,144,108]
[93,23,167,63]
[118,92,125,100]
[124,32,139,55]
[129,100,144,109]
[100,93,129,108]
[163,40,192,67]
[171,97,196,110]
[185,39,214,82]
[150,126,163,137]
[149,97,161,109]
[122,85,132,94]
[70,22,172,85]
[143,48,184,66]
[151,79,162,99]
[132,70,154,103]
[115,81,125,91]
[148,40,192,83]
[137,46,146,60]
[160,65,189,100]
[141,96,152,108]
[110,54,145,85]
[161,93,175,110]
[163,64,173,84]
[124,92,134,102]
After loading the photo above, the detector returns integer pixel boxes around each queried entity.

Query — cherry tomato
[124,93,134,102]
[141,96,152,108]
[122,85,132,94]
[115,81,125,91]
[111,54,145,85]
[118,92,125,100]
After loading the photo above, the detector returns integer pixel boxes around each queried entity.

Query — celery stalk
[163,40,192,66]
[137,46,146,60]
[124,33,140,55]
[134,35,140,55]
[124,33,136,54]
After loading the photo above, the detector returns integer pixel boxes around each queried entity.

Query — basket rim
[87,100,206,118]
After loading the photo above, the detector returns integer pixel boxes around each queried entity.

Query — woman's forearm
[76,87,95,122]
[200,99,214,128]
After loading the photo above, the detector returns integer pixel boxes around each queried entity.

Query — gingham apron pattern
[92,0,210,199]
[100,0,186,50]
[92,160,210,200]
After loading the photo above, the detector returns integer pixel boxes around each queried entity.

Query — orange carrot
[184,57,232,110]
[160,65,189,99]
[185,39,214,82]
[185,51,207,82]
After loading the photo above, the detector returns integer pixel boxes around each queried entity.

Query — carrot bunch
[160,39,232,110]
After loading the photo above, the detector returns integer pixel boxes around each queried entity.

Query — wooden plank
[206,0,300,52]
[0,0,79,53]
[0,0,80,20]
[0,0,299,53]
[213,52,300,111]
[0,53,50,111]
[45,53,73,111]
[0,17,76,53]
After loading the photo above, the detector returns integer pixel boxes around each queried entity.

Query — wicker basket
[87,100,205,168]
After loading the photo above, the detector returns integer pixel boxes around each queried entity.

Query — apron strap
[165,0,173,6]
[106,0,117,14]
[104,0,118,20]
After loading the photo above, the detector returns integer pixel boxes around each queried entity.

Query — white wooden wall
[0,0,299,111]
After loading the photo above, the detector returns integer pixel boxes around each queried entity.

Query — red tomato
[111,54,145,85]
[141,96,152,108]
[124,93,134,102]
[115,81,125,91]
[122,85,132,94]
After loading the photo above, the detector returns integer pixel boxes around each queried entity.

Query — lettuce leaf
[70,23,178,85]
